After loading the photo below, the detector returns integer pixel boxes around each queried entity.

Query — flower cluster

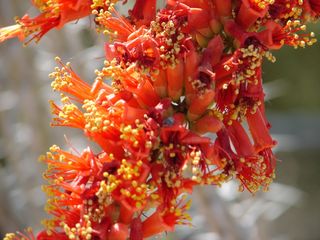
[1,0,319,239]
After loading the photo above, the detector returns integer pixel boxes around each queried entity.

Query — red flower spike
[5,0,320,238]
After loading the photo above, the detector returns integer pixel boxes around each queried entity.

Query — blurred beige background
[1,1,320,239]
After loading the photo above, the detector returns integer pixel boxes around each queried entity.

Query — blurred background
[0,1,320,240]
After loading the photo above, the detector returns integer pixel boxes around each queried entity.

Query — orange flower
[4,228,36,240]
[142,196,192,238]
[0,0,91,43]
[130,0,157,26]
[236,0,272,29]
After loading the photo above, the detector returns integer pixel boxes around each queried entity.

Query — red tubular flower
[305,0,320,17]
[167,0,215,47]
[121,73,160,108]
[50,58,104,101]
[201,36,224,68]
[216,127,275,193]
[236,0,271,29]
[227,121,255,156]
[0,0,91,43]
[269,0,303,20]
[214,55,239,88]
[167,60,184,101]
[4,228,36,240]
[142,197,191,238]
[184,46,200,104]
[109,160,151,211]
[247,108,276,152]
[192,114,223,134]
[129,217,143,240]
[168,0,210,9]
[141,211,175,238]
[187,89,215,121]
[94,8,134,41]
[258,20,316,49]
[187,8,211,33]
[130,0,157,26]
[213,0,232,18]
[153,69,168,98]
[37,231,68,240]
